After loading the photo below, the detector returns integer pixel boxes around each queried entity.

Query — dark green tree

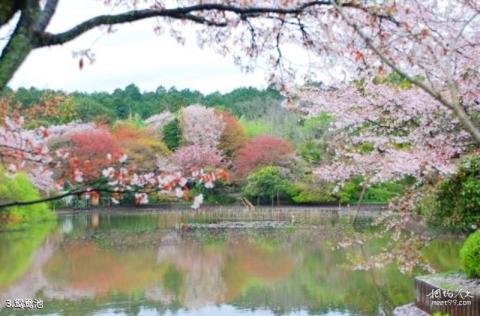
[162,118,182,150]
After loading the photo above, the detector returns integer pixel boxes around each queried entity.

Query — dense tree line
[0,84,283,125]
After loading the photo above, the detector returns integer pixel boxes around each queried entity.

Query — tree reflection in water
[0,212,462,316]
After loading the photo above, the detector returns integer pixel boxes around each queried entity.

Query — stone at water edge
[393,303,430,316]
[415,273,480,315]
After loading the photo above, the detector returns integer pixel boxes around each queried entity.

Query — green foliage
[71,95,116,123]
[7,85,282,126]
[337,176,413,204]
[0,169,56,230]
[432,154,480,229]
[203,193,236,205]
[338,176,363,204]
[238,117,274,138]
[263,106,302,140]
[162,118,182,150]
[206,184,236,204]
[298,139,323,163]
[203,87,283,119]
[414,187,438,225]
[289,182,336,204]
[364,181,409,203]
[163,265,184,296]
[296,114,331,163]
[372,71,412,89]
[150,193,179,203]
[460,230,480,278]
[242,166,293,204]
[359,142,375,154]
[0,221,55,287]
[4,86,45,107]
[189,180,236,205]
[302,112,331,129]
[126,113,146,128]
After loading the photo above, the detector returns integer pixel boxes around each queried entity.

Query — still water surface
[0,210,462,316]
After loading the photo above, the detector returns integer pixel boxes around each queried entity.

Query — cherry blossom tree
[179,104,225,148]
[0,116,54,191]
[293,78,473,186]
[2,0,337,89]
[145,111,175,132]
[291,77,477,274]
[171,144,224,173]
[0,113,228,209]
[325,0,480,144]
[45,121,98,147]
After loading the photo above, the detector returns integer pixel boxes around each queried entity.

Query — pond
[0,209,462,316]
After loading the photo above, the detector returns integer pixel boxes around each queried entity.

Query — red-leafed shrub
[68,128,122,181]
[234,135,293,177]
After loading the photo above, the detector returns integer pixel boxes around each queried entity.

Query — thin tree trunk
[352,183,367,228]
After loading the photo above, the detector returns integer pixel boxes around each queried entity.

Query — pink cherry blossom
[171,144,224,173]
[145,111,175,131]
[295,80,469,185]
[179,104,225,148]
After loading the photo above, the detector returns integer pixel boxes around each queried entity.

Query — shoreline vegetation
[53,204,388,215]
[0,85,413,231]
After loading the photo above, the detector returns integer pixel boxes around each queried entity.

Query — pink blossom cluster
[171,144,224,173]
[145,111,175,131]
[0,116,55,191]
[179,104,225,147]
[99,163,228,208]
[172,104,226,173]
[45,121,97,147]
[0,115,228,209]
[296,80,470,184]
[334,0,480,103]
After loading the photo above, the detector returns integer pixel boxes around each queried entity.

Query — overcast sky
[1,0,273,94]
[1,1,345,94]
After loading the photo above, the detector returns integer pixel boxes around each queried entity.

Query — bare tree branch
[0,0,398,91]
[35,0,58,31]
[0,189,81,209]
[0,186,169,209]
[34,1,377,47]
